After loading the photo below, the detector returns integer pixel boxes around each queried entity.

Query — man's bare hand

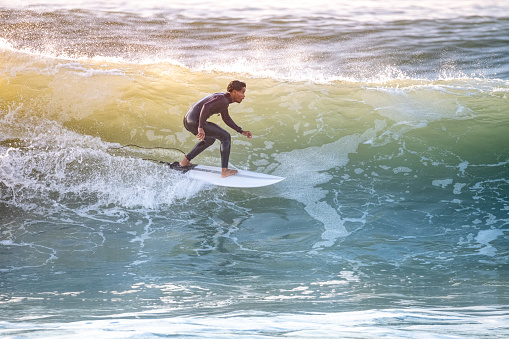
[196,128,205,141]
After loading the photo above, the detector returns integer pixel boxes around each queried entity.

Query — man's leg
[182,137,215,166]
[180,119,215,167]
[180,122,238,177]
[203,124,238,178]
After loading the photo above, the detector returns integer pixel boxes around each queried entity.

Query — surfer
[178,80,253,178]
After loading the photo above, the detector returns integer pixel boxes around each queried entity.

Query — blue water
[1,0,508,337]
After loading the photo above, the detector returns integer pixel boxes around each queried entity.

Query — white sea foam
[273,121,386,250]
[476,229,506,257]
[2,2,508,335]
[0,108,205,211]
[1,307,508,338]
[433,179,454,188]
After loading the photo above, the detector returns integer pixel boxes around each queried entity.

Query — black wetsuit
[183,92,243,168]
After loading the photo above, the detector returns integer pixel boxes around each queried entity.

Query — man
[178,80,252,178]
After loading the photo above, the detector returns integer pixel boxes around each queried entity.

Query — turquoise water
[1,0,508,337]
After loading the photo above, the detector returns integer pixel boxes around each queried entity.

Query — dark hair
[227,80,246,92]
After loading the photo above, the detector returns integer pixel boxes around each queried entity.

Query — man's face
[231,87,246,103]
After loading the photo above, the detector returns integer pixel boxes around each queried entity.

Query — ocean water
[1,0,508,337]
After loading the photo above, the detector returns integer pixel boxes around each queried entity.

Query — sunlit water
[1,0,508,337]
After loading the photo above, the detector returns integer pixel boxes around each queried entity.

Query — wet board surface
[188,165,284,188]
[168,163,285,188]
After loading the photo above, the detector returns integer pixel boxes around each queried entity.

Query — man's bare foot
[179,156,192,167]
[221,168,238,178]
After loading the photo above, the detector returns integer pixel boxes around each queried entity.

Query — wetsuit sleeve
[198,94,243,133]
[221,108,243,133]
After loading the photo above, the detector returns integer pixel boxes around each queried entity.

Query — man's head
[227,80,246,103]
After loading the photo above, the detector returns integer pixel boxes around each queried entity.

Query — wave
[2,307,509,338]
[2,2,509,333]
[0,107,206,212]
[3,1,509,82]
[7,0,509,20]
[2,36,507,85]
[2,47,508,250]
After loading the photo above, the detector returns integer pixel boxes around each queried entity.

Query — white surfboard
[186,165,284,188]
